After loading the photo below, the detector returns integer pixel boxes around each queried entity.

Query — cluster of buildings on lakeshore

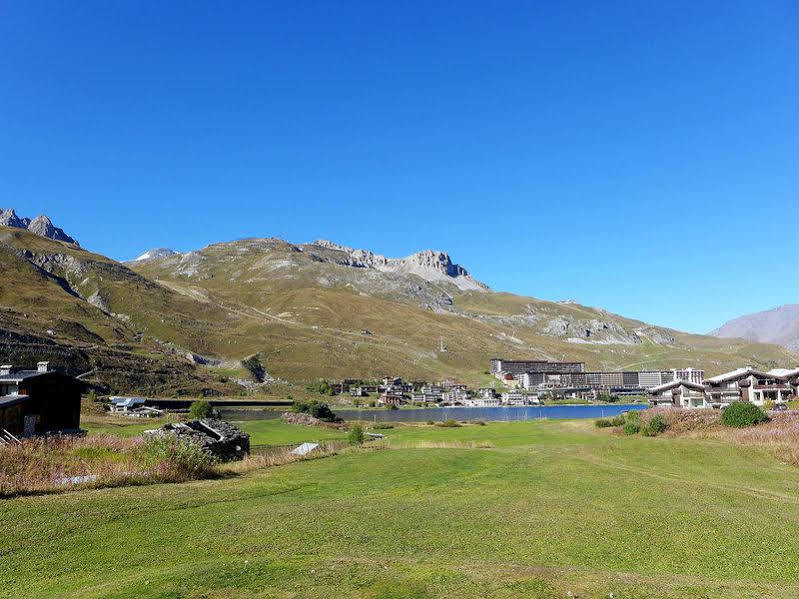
[648,367,799,409]
[335,377,526,407]
[334,358,709,407]
[490,358,799,409]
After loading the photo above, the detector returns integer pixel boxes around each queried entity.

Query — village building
[0,362,82,437]
[648,380,709,408]
[703,367,795,407]
[501,390,529,405]
[464,395,501,407]
[442,387,469,403]
[411,390,442,403]
[377,392,406,407]
[476,387,498,399]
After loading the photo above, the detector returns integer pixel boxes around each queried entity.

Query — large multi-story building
[490,359,585,376]
[508,359,704,394]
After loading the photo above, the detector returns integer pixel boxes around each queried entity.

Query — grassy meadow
[4,417,799,597]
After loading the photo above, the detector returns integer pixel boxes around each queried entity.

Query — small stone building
[0,362,82,437]
[145,419,250,461]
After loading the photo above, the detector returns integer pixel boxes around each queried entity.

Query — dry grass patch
[636,407,799,467]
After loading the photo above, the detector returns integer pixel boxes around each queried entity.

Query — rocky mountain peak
[0,207,79,245]
[0,208,28,228]
[311,239,488,291]
[132,248,180,263]
[27,215,79,245]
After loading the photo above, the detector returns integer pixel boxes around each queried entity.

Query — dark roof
[0,370,47,382]
[0,395,30,408]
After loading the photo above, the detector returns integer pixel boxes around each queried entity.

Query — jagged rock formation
[0,208,78,245]
[311,240,488,291]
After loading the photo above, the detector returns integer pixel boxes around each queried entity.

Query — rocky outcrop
[310,240,488,291]
[27,215,79,245]
[0,208,29,228]
[0,208,79,245]
[146,419,250,461]
[132,248,180,263]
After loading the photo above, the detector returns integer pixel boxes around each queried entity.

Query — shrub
[292,400,339,421]
[623,422,640,436]
[145,436,216,478]
[348,424,364,445]
[436,419,461,428]
[763,399,776,411]
[368,401,376,408]
[594,418,613,428]
[426,420,434,425]
[306,380,334,396]
[371,423,394,430]
[188,400,212,419]
[610,415,625,426]
[625,411,641,423]
[721,402,769,428]
[642,414,668,437]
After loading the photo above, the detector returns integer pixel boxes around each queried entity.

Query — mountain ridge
[3,223,798,395]
[0,208,79,245]
[711,304,799,351]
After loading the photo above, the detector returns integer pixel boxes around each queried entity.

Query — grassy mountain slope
[130,238,799,385]
[0,227,244,395]
[2,225,794,394]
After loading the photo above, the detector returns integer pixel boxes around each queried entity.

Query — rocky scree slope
[711,305,799,351]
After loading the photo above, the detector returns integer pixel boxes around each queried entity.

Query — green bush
[436,419,461,428]
[306,380,335,396]
[610,415,625,426]
[594,418,613,428]
[370,423,394,430]
[763,399,776,411]
[625,411,641,423]
[145,436,216,477]
[721,402,769,428]
[292,400,339,421]
[623,422,640,435]
[641,414,668,437]
[348,424,364,445]
[426,420,434,425]
[188,400,212,419]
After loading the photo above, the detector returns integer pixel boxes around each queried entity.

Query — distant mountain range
[711,305,799,351]
[0,208,78,245]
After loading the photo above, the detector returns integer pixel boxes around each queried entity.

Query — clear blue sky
[2,2,798,334]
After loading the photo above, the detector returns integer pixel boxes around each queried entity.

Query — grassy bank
[6,419,799,597]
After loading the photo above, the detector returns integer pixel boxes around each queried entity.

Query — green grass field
[6,420,799,598]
